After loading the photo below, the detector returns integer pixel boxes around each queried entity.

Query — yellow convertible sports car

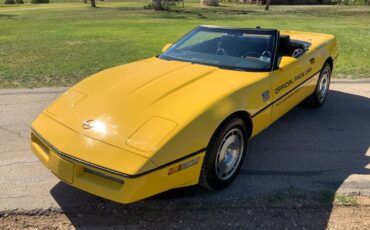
[31,26,338,203]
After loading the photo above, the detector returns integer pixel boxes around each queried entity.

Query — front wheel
[199,117,248,190]
[305,63,331,107]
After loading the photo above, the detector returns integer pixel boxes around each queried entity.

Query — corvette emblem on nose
[82,120,95,129]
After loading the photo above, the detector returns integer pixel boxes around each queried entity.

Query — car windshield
[159,26,277,72]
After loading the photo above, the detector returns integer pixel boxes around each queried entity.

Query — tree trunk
[200,0,219,6]
[91,0,96,7]
[265,0,271,10]
[152,0,162,10]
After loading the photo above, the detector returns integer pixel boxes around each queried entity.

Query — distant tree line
[4,0,49,3]
[224,0,368,4]
[4,0,23,3]
[4,0,368,6]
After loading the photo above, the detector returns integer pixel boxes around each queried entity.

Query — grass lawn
[0,1,369,88]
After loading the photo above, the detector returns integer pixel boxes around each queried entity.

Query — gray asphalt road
[0,81,369,212]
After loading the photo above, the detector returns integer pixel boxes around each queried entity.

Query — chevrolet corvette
[31,26,338,203]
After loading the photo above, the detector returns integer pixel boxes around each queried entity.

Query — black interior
[278,35,292,56]
[181,34,309,62]
[185,36,272,58]
[278,35,308,58]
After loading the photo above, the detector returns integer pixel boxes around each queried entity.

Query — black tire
[199,117,248,190]
[305,62,331,107]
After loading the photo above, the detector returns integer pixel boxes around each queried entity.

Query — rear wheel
[199,117,248,190]
[305,63,331,107]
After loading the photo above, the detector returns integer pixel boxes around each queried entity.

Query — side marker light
[168,157,200,175]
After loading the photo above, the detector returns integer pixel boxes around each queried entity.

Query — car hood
[45,57,264,158]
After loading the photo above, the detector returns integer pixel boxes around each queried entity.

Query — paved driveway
[0,80,369,212]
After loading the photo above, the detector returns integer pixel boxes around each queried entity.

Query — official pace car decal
[275,67,313,95]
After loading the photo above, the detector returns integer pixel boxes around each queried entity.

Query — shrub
[4,0,16,4]
[16,0,24,3]
[143,1,176,10]
[143,2,154,9]
[31,0,50,3]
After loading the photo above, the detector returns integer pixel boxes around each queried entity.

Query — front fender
[150,81,267,166]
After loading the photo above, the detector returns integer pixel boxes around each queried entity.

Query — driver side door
[270,54,313,122]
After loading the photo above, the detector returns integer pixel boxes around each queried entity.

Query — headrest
[279,35,291,55]
[279,35,290,48]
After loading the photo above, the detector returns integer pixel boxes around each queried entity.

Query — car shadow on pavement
[50,90,370,229]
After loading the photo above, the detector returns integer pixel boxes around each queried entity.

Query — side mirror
[162,43,172,52]
[279,56,296,71]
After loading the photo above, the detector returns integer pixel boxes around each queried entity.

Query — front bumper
[31,115,205,204]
